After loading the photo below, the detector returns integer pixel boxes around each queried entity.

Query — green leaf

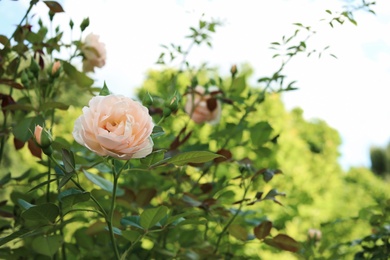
[58,188,90,208]
[31,235,63,257]
[264,234,300,252]
[140,206,168,229]
[58,173,74,189]
[18,199,34,210]
[99,81,110,96]
[40,102,69,111]
[62,149,75,173]
[254,220,273,240]
[122,230,142,242]
[165,210,202,226]
[263,189,286,205]
[43,1,64,13]
[27,177,58,193]
[21,203,59,224]
[166,151,224,166]
[0,228,35,247]
[140,150,165,167]
[121,216,143,229]
[0,173,11,186]
[231,76,246,94]
[229,224,248,241]
[251,122,273,146]
[63,61,94,87]
[12,116,44,142]
[83,170,124,196]
[151,125,165,139]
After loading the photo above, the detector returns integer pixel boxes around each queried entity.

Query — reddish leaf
[135,188,157,207]
[27,138,42,159]
[0,94,16,114]
[264,234,300,252]
[43,1,64,13]
[200,198,217,210]
[0,79,24,89]
[200,183,213,193]
[254,221,273,240]
[206,98,218,111]
[214,149,232,163]
[13,137,25,150]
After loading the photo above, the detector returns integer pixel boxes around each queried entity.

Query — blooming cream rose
[185,86,221,124]
[73,95,154,159]
[81,33,106,72]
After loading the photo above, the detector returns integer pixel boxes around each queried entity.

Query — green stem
[108,160,130,260]
[213,182,250,254]
[46,158,51,202]
[108,171,121,260]
[121,232,146,260]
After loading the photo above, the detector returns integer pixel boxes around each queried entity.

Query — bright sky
[1,0,389,169]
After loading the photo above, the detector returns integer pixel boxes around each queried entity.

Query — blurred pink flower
[81,33,106,72]
[185,86,221,124]
[308,228,322,241]
[34,125,43,146]
[51,61,61,75]
[73,95,154,159]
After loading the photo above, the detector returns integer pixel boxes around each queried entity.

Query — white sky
[1,0,390,169]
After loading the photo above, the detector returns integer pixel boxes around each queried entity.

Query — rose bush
[73,94,154,159]
[81,33,107,72]
[185,85,221,124]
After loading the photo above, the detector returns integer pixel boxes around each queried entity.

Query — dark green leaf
[62,149,75,173]
[99,81,110,96]
[21,203,59,224]
[151,125,165,138]
[31,235,63,257]
[0,228,34,247]
[27,177,58,193]
[121,216,143,229]
[0,173,11,186]
[58,188,90,208]
[12,116,44,142]
[140,206,168,229]
[122,230,142,242]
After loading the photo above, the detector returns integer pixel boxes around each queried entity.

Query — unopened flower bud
[162,107,172,117]
[80,17,90,32]
[34,125,53,150]
[230,64,237,77]
[168,96,179,112]
[51,61,61,76]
